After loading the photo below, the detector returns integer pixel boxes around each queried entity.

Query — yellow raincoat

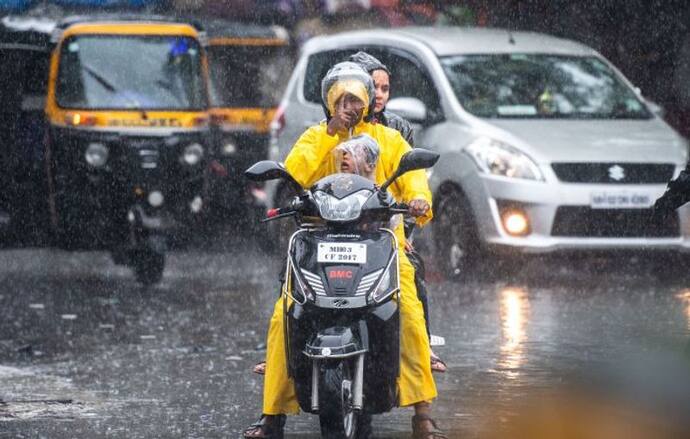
[262,120,436,414]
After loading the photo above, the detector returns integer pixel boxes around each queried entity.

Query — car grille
[551,207,679,238]
[551,163,675,184]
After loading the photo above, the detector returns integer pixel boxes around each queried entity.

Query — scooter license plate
[317,242,367,264]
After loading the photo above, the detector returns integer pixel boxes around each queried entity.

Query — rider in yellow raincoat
[244,62,445,439]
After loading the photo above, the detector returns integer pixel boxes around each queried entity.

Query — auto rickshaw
[44,15,211,284]
[202,20,291,231]
[0,14,53,244]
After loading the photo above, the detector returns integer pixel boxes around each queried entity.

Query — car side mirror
[245,160,303,192]
[380,148,439,193]
[386,97,427,123]
[645,99,665,118]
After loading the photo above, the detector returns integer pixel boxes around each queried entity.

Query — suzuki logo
[333,299,349,307]
[328,270,353,279]
[608,165,625,181]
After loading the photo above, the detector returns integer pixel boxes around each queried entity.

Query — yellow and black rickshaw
[45,16,210,284]
[202,19,291,229]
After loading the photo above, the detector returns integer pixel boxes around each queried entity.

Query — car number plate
[590,192,652,209]
[317,243,367,264]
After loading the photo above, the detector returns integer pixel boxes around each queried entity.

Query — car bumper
[463,172,690,253]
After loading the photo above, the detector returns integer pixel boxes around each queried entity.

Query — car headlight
[182,143,204,166]
[465,137,543,180]
[85,142,108,167]
[313,189,372,222]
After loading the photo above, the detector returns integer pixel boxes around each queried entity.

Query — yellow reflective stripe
[46,108,207,129]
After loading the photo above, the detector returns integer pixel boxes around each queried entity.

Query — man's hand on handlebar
[408,199,430,217]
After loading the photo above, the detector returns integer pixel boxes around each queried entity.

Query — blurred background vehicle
[0,14,53,244]
[269,27,689,276]
[44,15,210,284]
[203,18,292,237]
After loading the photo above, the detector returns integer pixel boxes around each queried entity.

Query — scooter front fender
[303,324,368,359]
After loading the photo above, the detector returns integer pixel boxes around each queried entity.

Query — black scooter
[245,149,439,439]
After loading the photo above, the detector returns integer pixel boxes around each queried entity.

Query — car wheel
[433,189,481,279]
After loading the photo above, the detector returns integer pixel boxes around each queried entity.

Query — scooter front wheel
[318,361,368,439]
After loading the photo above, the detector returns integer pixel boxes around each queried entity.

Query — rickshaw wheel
[132,250,165,286]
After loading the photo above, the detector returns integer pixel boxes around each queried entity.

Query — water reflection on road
[0,247,688,438]
[498,287,530,379]
[676,289,690,331]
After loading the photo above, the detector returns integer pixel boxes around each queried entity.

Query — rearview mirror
[245,161,303,192]
[380,148,439,193]
[386,97,427,123]
[397,148,439,174]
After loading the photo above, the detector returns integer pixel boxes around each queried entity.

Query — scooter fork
[352,354,364,410]
[311,359,319,412]
[310,354,365,412]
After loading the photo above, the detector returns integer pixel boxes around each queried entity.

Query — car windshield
[56,35,206,110]
[207,44,290,108]
[441,54,651,119]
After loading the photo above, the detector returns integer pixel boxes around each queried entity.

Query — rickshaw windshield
[207,44,289,108]
[56,34,206,110]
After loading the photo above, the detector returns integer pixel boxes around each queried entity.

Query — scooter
[245,148,439,439]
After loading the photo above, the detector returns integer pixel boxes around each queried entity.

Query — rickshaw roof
[201,19,289,46]
[0,12,205,48]
[57,19,202,40]
[0,15,56,50]
[56,14,204,32]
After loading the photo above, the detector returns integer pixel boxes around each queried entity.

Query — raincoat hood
[321,61,375,122]
[334,134,380,180]
[349,51,390,76]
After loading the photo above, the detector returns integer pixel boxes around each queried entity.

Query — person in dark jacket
[652,163,690,218]
[349,51,415,146]
[350,50,446,374]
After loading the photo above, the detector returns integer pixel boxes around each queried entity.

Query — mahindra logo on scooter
[328,270,353,279]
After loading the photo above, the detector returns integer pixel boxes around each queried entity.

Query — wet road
[1,240,690,438]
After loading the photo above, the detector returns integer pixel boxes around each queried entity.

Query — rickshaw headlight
[222,139,237,155]
[183,143,204,166]
[85,142,108,167]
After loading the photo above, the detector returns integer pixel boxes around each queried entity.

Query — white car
[269,27,689,275]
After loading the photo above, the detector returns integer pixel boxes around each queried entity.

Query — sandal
[242,414,286,438]
[411,414,448,439]
[253,361,266,375]
[430,352,447,373]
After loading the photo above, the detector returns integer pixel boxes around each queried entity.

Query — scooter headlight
[182,143,204,166]
[313,190,371,222]
[85,142,108,167]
